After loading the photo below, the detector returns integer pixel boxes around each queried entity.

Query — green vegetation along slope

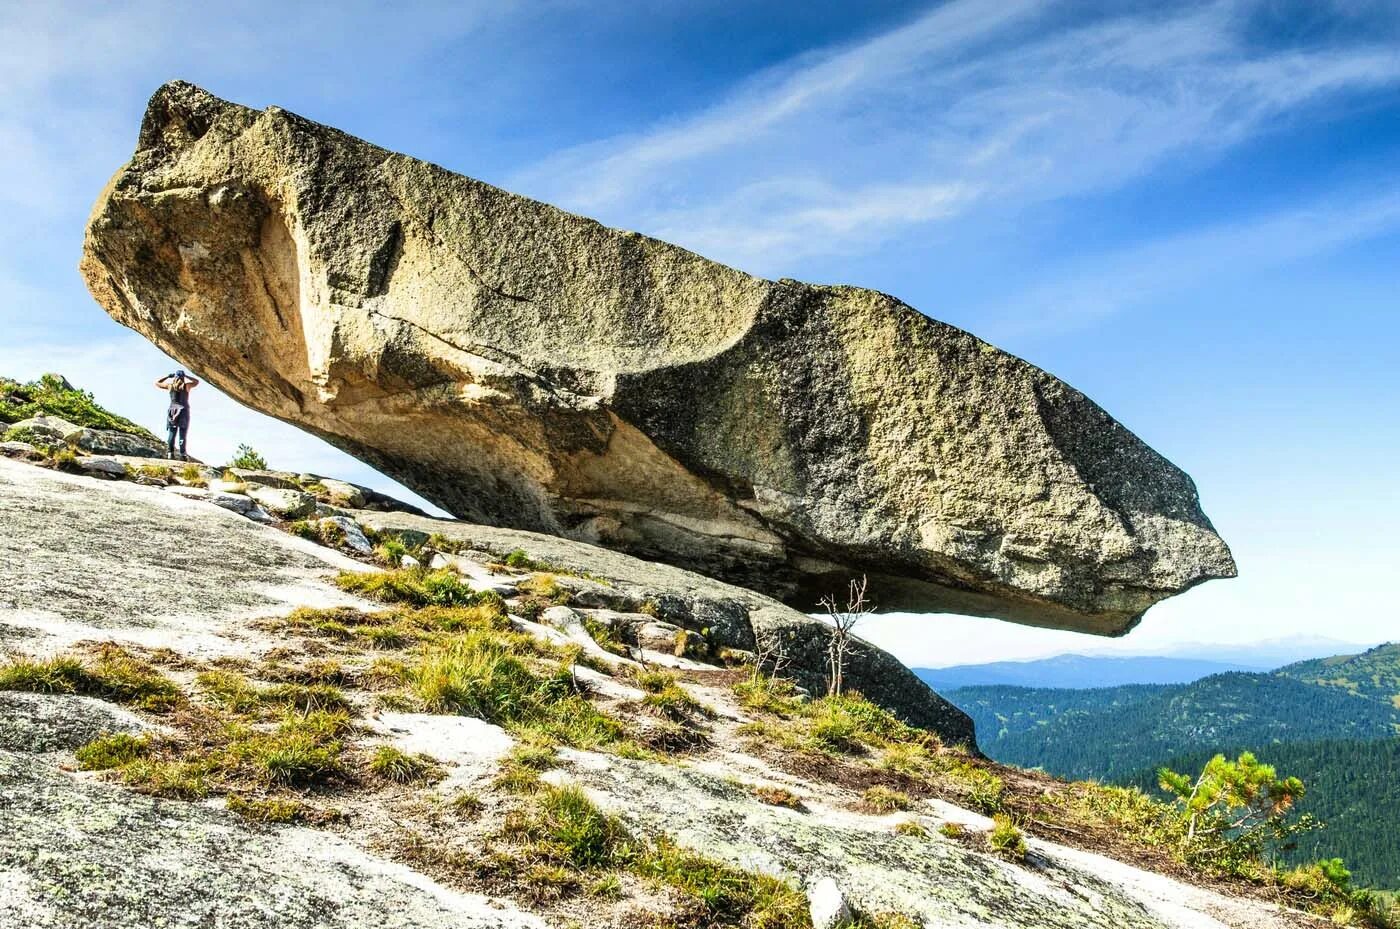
[1276,643,1400,709]
[1,373,155,438]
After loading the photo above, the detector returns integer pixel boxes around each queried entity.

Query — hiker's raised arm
[154,375,170,388]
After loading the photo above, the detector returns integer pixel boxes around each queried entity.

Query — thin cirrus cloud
[980,186,1400,339]
[512,0,1400,273]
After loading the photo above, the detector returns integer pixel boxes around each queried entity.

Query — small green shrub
[228,443,267,470]
[1158,752,1315,874]
[504,548,538,570]
[375,538,408,566]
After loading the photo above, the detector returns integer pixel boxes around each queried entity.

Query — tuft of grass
[988,813,1027,860]
[581,616,629,657]
[369,745,436,783]
[533,783,630,868]
[136,463,173,482]
[451,791,484,817]
[197,670,349,716]
[493,742,559,794]
[733,675,803,717]
[499,781,811,927]
[119,758,215,799]
[633,669,710,723]
[0,647,182,712]
[894,820,928,838]
[336,568,493,609]
[75,732,149,770]
[248,729,344,787]
[403,633,622,748]
[636,838,810,928]
[862,786,912,813]
[938,822,965,839]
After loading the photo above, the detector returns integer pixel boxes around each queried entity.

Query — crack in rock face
[80,80,1236,635]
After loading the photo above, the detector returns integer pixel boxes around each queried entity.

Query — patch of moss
[225,793,307,823]
[75,732,150,770]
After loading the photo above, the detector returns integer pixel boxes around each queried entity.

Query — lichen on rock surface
[81,81,1235,634]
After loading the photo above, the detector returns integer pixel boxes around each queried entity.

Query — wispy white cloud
[513,0,1400,272]
[980,185,1400,338]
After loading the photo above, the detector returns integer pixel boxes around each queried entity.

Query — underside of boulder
[80,81,1235,634]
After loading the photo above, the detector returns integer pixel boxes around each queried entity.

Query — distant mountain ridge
[916,636,1377,691]
[915,654,1265,690]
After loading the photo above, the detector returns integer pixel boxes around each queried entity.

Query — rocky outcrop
[0,455,1330,929]
[2,414,166,459]
[353,507,976,743]
[81,81,1236,635]
[0,456,973,744]
[0,750,547,929]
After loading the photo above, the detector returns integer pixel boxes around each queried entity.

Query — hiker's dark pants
[167,408,189,458]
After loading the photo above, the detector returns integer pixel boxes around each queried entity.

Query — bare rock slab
[81,81,1235,634]
[0,750,545,929]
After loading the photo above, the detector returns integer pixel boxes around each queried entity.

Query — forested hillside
[1126,738,1400,889]
[951,673,1400,782]
[944,644,1400,889]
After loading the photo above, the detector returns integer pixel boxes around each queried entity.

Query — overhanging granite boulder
[81,81,1235,634]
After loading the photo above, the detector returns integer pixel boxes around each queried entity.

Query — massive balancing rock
[82,82,1235,635]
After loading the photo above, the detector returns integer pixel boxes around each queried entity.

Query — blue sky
[1,1,1397,666]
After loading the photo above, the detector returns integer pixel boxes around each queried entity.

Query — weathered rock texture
[81,81,1235,634]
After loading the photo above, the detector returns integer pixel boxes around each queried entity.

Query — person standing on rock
[154,369,199,460]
